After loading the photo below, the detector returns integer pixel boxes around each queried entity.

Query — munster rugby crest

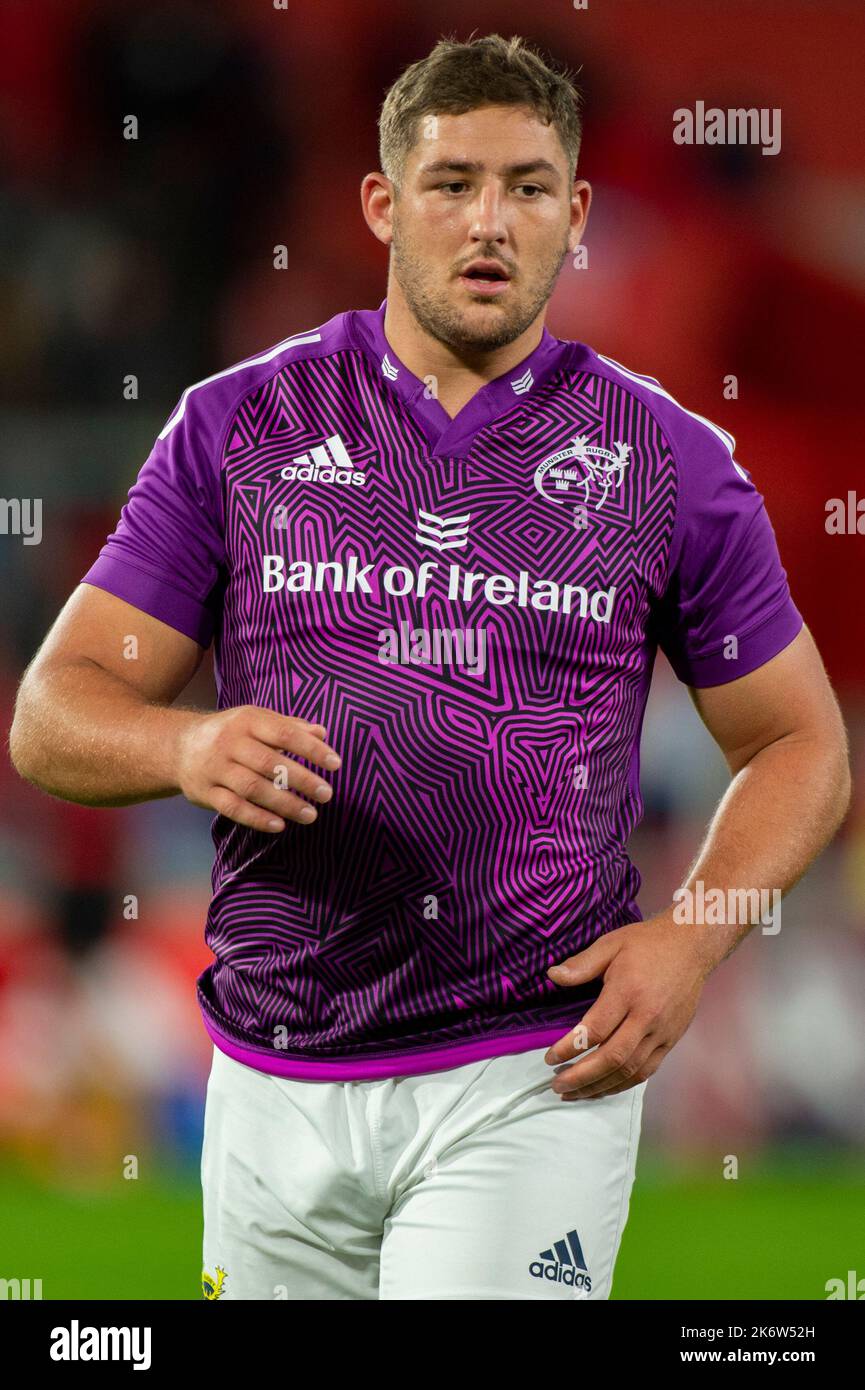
[534,436,632,510]
[202,1265,227,1300]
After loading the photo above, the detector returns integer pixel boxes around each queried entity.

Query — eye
[516,183,545,197]
[438,181,469,194]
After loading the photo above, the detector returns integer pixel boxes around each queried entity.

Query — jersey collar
[349,298,571,457]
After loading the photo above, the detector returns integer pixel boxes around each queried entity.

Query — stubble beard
[389,218,572,355]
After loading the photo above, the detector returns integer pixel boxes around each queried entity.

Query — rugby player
[10,34,850,1300]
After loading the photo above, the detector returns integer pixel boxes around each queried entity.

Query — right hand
[176,705,341,833]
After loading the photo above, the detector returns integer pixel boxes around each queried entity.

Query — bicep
[28,583,206,704]
[686,625,846,775]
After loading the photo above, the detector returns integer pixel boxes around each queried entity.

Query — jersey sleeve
[79,388,227,647]
[652,417,804,687]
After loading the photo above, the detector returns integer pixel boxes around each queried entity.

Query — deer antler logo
[534,437,632,510]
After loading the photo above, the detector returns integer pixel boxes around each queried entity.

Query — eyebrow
[417,158,561,180]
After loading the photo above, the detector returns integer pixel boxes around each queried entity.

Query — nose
[468,181,507,247]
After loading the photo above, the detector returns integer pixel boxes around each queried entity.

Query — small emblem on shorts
[202,1265,227,1300]
[528,1228,592,1292]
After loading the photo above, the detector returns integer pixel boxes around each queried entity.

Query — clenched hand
[543,913,712,1100]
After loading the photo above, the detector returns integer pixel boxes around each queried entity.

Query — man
[10,34,850,1301]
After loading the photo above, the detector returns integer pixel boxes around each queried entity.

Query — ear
[361,172,395,247]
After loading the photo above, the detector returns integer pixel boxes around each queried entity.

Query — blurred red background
[0,0,863,1184]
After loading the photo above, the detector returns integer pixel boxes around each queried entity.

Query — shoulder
[571,343,749,481]
[158,309,355,444]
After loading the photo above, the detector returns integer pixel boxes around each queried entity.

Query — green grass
[0,1161,201,1300]
[1,1149,863,1300]
[613,1149,865,1300]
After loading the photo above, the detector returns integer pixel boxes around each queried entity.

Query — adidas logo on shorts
[528,1228,592,1291]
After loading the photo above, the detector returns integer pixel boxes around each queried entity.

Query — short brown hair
[378,33,584,193]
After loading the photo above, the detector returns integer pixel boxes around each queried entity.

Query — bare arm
[9,583,342,831]
[672,621,851,972]
[543,625,852,1096]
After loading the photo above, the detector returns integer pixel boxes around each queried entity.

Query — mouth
[458,261,512,297]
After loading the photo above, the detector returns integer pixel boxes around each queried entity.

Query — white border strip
[158,331,323,439]
[596,351,738,458]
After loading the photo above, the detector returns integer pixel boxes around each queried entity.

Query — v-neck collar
[348,297,571,458]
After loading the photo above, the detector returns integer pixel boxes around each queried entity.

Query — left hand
[543,912,712,1100]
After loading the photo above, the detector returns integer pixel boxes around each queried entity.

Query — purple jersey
[80,299,803,1080]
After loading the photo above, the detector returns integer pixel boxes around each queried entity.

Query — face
[380,104,590,353]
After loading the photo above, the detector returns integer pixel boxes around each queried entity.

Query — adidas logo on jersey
[280,433,366,487]
[528,1228,592,1291]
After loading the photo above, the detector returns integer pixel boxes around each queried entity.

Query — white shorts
[200,1042,646,1301]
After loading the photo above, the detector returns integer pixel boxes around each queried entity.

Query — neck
[382,278,545,419]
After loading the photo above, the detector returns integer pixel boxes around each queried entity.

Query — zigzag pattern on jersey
[199,346,678,1056]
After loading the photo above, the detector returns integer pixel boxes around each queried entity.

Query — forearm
[9,659,204,806]
[670,731,852,975]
